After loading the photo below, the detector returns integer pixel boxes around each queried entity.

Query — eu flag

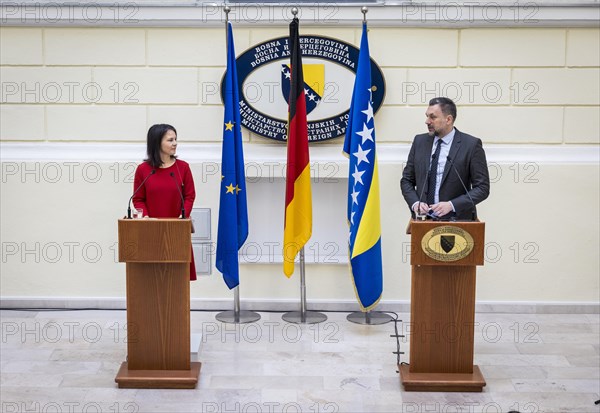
[216,22,248,290]
[342,22,383,311]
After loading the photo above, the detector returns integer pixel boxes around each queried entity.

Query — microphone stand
[446,156,477,221]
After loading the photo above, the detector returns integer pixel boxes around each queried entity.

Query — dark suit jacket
[400,128,490,220]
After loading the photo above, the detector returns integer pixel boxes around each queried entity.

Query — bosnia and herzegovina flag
[216,22,248,289]
[283,17,312,277]
[342,22,383,310]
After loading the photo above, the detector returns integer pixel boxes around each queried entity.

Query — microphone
[170,172,186,219]
[127,169,155,219]
[446,156,477,221]
[415,152,436,219]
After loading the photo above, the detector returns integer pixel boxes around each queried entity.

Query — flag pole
[215,3,260,325]
[280,7,326,325]
[282,247,327,325]
[300,247,306,321]
[346,6,391,326]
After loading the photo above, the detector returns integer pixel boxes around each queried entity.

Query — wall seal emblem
[222,35,385,142]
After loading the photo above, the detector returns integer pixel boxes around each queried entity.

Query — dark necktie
[426,140,444,206]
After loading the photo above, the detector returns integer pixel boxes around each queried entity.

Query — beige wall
[2,27,599,143]
[1,25,599,305]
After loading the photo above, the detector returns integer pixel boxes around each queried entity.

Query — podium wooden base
[399,364,486,392]
[115,362,201,389]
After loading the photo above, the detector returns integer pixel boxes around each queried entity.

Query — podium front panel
[409,265,477,374]
[126,262,190,370]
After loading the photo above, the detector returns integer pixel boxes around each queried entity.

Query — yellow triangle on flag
[303,64,325,97]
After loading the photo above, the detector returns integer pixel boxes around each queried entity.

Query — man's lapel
[422,135,435,180]
[440,129,462,187]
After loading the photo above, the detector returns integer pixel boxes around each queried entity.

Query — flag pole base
[347,311,392,325]
[215,310,261,324]
[282,311,327,324]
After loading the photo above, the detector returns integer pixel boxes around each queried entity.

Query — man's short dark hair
[429,97,457,122]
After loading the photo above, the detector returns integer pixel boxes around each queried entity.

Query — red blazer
[133,159,197,280]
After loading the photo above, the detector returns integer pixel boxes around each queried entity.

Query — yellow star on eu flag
[224,121,234,131]
[235,185,242,194]
[225,183,235,194]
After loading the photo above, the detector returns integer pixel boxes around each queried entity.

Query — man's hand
[429,201,453,217]
[413,202,429,215]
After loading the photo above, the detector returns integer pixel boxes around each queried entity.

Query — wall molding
[1,3,599,28]
[1,296,598,314]
[1,142,598,165]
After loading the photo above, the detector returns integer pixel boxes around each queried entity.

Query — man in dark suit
[401,97,490,221]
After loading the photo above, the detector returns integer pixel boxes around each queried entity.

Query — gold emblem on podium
[421,225,474,262]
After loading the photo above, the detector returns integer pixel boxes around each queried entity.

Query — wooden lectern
[400,219,486,392]
[115,219,201,389]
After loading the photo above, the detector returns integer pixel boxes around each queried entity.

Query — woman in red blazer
[133,124,197,280]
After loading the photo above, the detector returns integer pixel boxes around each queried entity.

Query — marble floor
[0,309,598,413]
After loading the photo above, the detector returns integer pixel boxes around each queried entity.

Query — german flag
[283,17,312,277]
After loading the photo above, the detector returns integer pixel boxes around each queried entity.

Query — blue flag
[216,23,248,290]
[342,22,383,311]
